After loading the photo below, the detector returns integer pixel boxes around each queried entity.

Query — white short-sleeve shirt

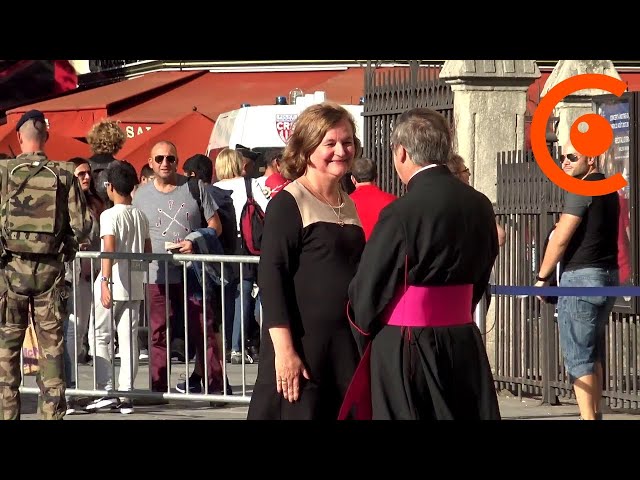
[98,204,150,301]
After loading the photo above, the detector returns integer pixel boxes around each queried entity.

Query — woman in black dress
[247,102,366,420]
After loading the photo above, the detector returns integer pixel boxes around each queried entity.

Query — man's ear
[396,144,408,164]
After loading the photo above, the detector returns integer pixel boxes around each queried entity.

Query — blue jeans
[223,279,238,350]
[232,279,258,353]
[557,267,618,381]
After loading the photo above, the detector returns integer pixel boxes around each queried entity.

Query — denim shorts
[556,267,618,381]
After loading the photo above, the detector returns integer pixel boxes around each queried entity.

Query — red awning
[5,68,367,140]
[0,122,91,160]
[5,71,204,138]
[116,111,214,174]
[114,68,367,124]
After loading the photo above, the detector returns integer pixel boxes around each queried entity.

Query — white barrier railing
[20,251,261,408]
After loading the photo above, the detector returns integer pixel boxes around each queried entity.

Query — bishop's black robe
[345,165,501,420]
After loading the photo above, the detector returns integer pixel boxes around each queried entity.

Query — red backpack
[239,177,265,255]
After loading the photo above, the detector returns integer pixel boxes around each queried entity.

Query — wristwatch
[100,276,112,284]
[535,273,551,282]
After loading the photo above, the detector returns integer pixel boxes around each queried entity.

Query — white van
[206,101,364,158]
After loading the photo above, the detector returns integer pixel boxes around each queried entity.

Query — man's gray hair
[351,157,377,183]
[390,108,452,167]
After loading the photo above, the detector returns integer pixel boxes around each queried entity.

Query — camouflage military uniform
[0,152,91,420]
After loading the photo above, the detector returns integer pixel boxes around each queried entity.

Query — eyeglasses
[560,153,580,163]
[154,155,177,164]
[456,167,470,175]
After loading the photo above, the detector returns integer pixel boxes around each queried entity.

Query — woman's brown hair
[280,102,362,180]
[69,156,106,219]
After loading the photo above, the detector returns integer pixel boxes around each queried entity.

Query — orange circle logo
[531,74,628,196]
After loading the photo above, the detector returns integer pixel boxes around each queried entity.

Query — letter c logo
[531,74,628,196]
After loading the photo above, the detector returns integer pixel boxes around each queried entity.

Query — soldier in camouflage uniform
[0,110,92,420]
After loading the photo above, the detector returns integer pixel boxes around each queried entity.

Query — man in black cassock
[340,108,501,420]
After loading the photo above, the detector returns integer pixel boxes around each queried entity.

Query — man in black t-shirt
[534,143,619,421]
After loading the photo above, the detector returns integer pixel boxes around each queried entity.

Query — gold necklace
[301,179,345,227]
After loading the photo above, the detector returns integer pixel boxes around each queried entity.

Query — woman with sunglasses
[63,157,106,414]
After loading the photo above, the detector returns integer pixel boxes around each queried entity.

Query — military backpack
[0,156,76,255]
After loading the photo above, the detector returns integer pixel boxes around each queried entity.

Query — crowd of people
[0,99,618,421]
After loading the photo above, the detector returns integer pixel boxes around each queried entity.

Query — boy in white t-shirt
[85,161,151,415]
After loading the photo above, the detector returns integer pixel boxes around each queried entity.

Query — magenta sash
[338,284,474,420]
[385,284,473,327]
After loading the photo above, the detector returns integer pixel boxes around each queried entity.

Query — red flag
[0,60,77,115]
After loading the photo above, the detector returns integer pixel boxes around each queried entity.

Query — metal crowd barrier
[19,251,261,407]
[489,284,640,409]
[31,254,635,412]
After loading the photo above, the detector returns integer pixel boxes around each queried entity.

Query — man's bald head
[151,140,177,157]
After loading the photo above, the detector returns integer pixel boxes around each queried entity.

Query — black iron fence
[362,60,453,197]
[494,148,640,409]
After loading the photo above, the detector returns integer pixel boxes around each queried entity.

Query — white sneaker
[230,351,254,365]
[119,400,134,415]
[85,396,119,411]
[65,397,80,415]
[139,350,149,360]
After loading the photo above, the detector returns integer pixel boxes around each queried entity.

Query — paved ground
[17,360,640,420]
[495,391,640,420]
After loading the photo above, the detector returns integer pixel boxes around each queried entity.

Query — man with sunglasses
[534,143,619,420]
[133,141,224,395]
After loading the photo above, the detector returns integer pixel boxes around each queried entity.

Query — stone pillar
[441,61,540,372]
[440,60,540,203]
[541,60,622,149]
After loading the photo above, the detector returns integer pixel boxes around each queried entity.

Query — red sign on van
[276,114,297,144]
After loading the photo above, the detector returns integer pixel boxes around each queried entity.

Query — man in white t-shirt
[85,161,151,415]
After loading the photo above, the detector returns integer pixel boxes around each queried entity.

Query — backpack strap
[2,160,49,209]
[244,176,254,200]
[187,177,207,228]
